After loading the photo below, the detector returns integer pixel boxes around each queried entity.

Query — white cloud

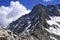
[0,1,31,27]
[43,0,52,2]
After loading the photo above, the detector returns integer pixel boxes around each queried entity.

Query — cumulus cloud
[43,0,52,2]
[0,1,31,27]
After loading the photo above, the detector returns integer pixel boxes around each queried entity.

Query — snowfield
[46,16,60,40]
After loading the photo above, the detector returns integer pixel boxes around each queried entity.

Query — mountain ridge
[7,3,60,40]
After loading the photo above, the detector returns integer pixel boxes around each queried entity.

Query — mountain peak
[35,3,44,7]
[29,3,46,16]
[32,3,45,10]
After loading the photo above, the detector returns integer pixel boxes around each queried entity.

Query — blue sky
[0,0,60,10]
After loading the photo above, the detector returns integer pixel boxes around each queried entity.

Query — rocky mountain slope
[0,4,60,40]
[0,26,52,40]
[7,4,50,35]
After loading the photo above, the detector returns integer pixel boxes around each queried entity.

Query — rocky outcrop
[0,27,19,40]
[0,26,53,40]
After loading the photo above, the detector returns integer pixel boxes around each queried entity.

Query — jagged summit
[29,3,50,19]
[33,3,45,8]
[31,3,46,13]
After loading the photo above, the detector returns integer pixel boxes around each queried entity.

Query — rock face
[0,26,52,40]
[47,4,60,16]
[0,4,60,40]
[0,27,19,40]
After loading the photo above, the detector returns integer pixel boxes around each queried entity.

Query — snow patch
[50,36,57,40]
[46,16,60,36]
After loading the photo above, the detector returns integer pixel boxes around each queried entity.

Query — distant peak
[31,3,45,12]
[34,3,45,8]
